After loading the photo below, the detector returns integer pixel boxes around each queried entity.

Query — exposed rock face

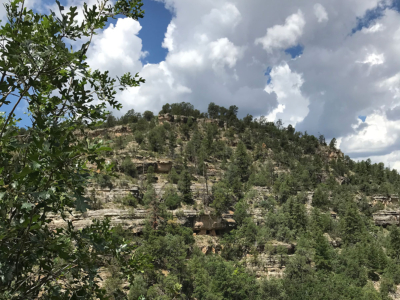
[373,210,400,226]
[87,187,140,203]
[316,146,344,162]
[328,149,344,161]
[243,253,287,278]
[174,210,235,235]
[372,195,399,206]
[49,207,236,236]
[173,115,191,123]
[192,214,235,235]
[158,113,174,124]
[157,114,226,127]
[78,125,131,138]
[323,233,342,247]
[134,160,173,174]
[242,241,295,278]
[48,209,148,233]
[197,118,225,127]
[335,176,349,185]
[156,160,173,173]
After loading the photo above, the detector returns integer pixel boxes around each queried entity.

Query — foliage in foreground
[0,0,147,298]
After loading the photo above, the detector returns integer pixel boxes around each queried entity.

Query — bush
[165,192,181,210]
[143,110,154,121]
[114,135,125,149]
[168,168,179,184]
[128,275,147,300]
[95,173,114,190]
[119,194,138,207]
[143,186,157,206]
[211,182,232,215]
[120,157,137,178]
[135,131,145,144]
[147,165,156,185]
[89,188,102,210]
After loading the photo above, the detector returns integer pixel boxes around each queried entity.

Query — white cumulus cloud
[209,38,244,69]
[86,18,145,77]
[313,3,328,22]
[255,10,305,53]
[73,0,400,168]
[265,63,309,126]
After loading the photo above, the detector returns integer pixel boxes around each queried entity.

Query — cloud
[86,18,145,77]
[340,111,400,158]
[162,22,176,51]
[265,63,309,126]
[209,38,244,69]
[77,0,400,168]
[386,106,400,120]
[359,52,385,65]
[314,3,328,22]
[255,10,305,53]
[202,3,242,29]
[362,22,385,33]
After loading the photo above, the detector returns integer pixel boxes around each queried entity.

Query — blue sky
[138,0,172,64]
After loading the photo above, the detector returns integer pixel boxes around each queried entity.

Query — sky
[3,0,400,170]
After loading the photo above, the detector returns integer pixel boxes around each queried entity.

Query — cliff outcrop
[373,210,400,226]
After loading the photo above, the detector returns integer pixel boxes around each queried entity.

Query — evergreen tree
[234,141,252,182]
[178,161,192,204]
[329,138,337,149]
[389,225,400,260]
[211,182,232,215]
[224,163,243,197]
[341,203,365,245]
[147,166,156,185]
[312,187,329,209]
[314,231,333,271]
[169,130,176,158]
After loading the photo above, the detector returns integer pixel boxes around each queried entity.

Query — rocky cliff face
[373,210,400,226]
[49,207,236,236]
[52,116,400,283]
[158,113,226,128]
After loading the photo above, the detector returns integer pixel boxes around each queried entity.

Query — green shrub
[95,173,114,190]
[176,209,185,218]
[147,165,156,185]
[165,192,181,210]
[168,168,179,184]
[143,186,157,206]
[120,157,137,178]
[135,131,145,144]
[119,194,138,207]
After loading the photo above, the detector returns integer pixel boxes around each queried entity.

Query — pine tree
[312,187,329,209]
[389,225,400,260]
[341,203,365,245]
[314,231,332,271]
[234,141,252,182]
[178,161,192,204]
[169,130,176,158]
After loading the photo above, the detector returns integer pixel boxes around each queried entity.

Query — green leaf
[17,167,33,178]
[21,202,34,211]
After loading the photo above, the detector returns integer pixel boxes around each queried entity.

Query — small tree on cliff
[329,138,337,149]
[178,160,193,204]
[234,141,252,182]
